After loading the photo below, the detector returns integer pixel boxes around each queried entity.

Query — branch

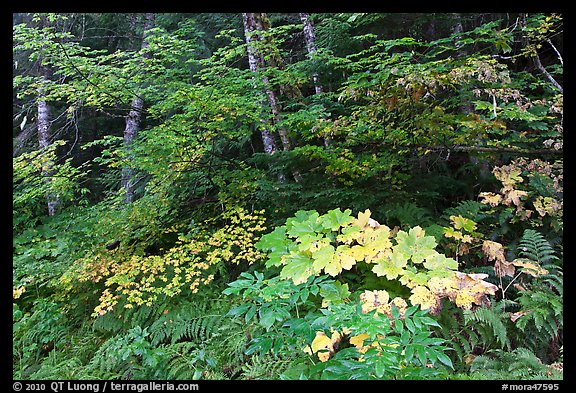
[430,145,563,156]
[532,50,563,93]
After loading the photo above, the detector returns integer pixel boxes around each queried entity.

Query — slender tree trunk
[243,12,303,182]
[300,13,331,147]
[300,13,323,95]
[242,13,277,155]
[121,13,154,204]
[37,69,59,216]
[35,15,59,216]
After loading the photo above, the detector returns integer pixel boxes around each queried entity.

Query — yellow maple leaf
[349,332,370,353]
[427,276,456,296]
[309,331,341,362]
[360,289,390,313]
[455,291,476,310]
[409,285,438,311]
[354,209,381,229]
[335,246,357,271]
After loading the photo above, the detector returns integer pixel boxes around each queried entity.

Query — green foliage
[516,228,559,265]
[469,348,562,380]
[255,208,497,313]
[13,299,68,378]
[463,304,511,350]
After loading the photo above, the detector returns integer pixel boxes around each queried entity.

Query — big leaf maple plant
[256,208,498,314]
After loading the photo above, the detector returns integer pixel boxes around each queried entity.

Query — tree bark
[36,16,59,216]
[300,13,331,147]
[300,13,323,95]
[121,13,154,204]
[243,12,303,182]
[242,13,277,156]
[37,74,59,216]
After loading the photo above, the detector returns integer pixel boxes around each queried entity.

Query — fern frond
[383,201,433,228]
[463,306,510,350]
[443,200,488,222]
[156,342,204,380]
[517,229,558,265]
[470,348,555,380]
[241,353,295,379]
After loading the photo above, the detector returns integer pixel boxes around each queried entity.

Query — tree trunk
[121,13,154,204]
[243,13,306,183]
[35,15,59,216]
[37,71,59,216]
[242,13,277,156]
[300,13,331,147]
[300,13,323,95]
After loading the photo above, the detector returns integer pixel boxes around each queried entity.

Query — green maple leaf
[280,252,314,284]
[257,226,292,267]
[321,208,354,231]
[286,210,323,238]
[399,266,430,288]
[423,251,458,271]
[312,244,336,273]
[395,226,437,263]
[256,226,289,252]
[296,233,326,252]
[372,252,408,280]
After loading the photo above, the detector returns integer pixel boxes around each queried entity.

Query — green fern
[28,351,84,380]
[154,342,207,380]
[383,201,433,228]
[516,229,559,265]
[463,304,511,350]
[442,200,488,222]
[470,348,561,379]
[148,300,225,346]
[241,353,296,380]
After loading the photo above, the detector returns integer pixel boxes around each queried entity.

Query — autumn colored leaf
[494,259,515,278]
[479,192,502,207]
[427,276,457,297]
[310,332,333,362]
[349,333,370,353]
[502,186,528,207]
[510,311,529,322]
[511,259,549,277]
[409,285,439,312]
[308,330,343,362]
[483,240,515,278]
[450,215,477,232]
[360,289,390,313]
[354,209,380,229]
[395,226,437,263]
[482,240,505,262]
[451,271,498,309]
